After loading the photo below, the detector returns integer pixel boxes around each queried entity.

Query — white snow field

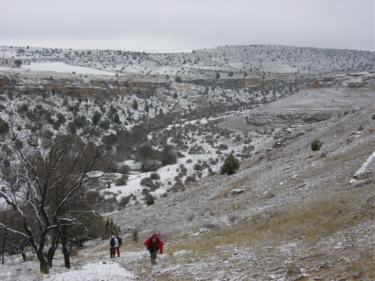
[43,262,135,281]
[22,62,116,76]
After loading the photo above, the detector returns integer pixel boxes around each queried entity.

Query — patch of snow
[44,262,134,281]
[354,151,375,178]
[87,171,104,178]
[22,62,116,76]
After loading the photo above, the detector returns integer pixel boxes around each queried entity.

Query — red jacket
[144,234,164,254]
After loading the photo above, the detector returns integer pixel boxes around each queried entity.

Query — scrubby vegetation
[221,154,240,175]
[311,139,323,151]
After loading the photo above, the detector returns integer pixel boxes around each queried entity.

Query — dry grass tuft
[344,249,375,280]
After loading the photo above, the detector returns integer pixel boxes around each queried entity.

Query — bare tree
[0,135,104,274]
[0,210,28,264]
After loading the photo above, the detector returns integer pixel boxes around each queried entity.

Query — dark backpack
[148,236,159,251]
[110,237,115,247]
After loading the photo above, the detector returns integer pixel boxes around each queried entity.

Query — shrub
[175,76,182,82]
[17,103,29,114]
[161,146,177,165]
[14,59,22,67]
[56,112,66,126]
[140,177,155,188]
[137,144,156,162]
[311,139,322,151]
[68,121,77,134]
[185,175,196,184]
[372,114,375,120]
[99,119,110,130]
[105,219,121,235]
[73,115,88,129]
[144,193,154,206]
[108,106,120,124]
[92,111,102,125]
[218,144,228,150]
[220,154,240,175]
[132,100,138,110]
[0,118,10,135]
[215,72,220,79]
[102,134,118,146]
[150,172,160,180]
[119,195,131,207]
[194,163,203,171]
[178,164,187,177]
[115,175,128,186]
[141,159,161,172]
[3,159,10,168]
[131,229,139,243]
[118,165,130,174]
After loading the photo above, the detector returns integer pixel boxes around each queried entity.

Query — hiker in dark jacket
[144,234,164,265]
[109,235,118,258]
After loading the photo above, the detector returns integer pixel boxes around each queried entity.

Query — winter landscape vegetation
[1,1,375,280]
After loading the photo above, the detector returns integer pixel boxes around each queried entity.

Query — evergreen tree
[221,153,240,175]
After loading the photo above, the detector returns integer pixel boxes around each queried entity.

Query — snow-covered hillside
[1,45,374,78]
[1,44,375,208]
[0,56,318,209]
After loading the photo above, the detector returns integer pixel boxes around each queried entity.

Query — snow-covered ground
[0,249,140,281]
[44,262,134,281]
[21,62,116,76]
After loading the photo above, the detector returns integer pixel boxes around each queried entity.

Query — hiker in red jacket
[144,234,164,265]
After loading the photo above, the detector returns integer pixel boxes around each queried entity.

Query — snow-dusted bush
[140,177,157,189]
[150,172,160,180]
[105,219,121,235]
[116,175,128,186]
[16,103,29,114]
[99,119,110,130]
[161,145,177,165]
[118,165,130,174]
[194,163,203,171]
[185,175,196,184]
[131,228,139,242]
[14,59,22,67]
[143,192,155,206]
[0,118,9,134]
[92,111,102,125]
[102,133,118,146]
[141,159,161,172]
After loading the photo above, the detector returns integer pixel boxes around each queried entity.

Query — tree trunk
[38,255,50,274]
[40,260,50,274]
[62,245,71,269]
[1,231,7,265]
[47,233,58,267]
[37,247,49,274]
[21,252,27,262]
[47,246,56,268]
[60,226,71,269]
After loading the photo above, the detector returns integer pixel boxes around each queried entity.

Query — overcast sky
[1,0,374,52]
